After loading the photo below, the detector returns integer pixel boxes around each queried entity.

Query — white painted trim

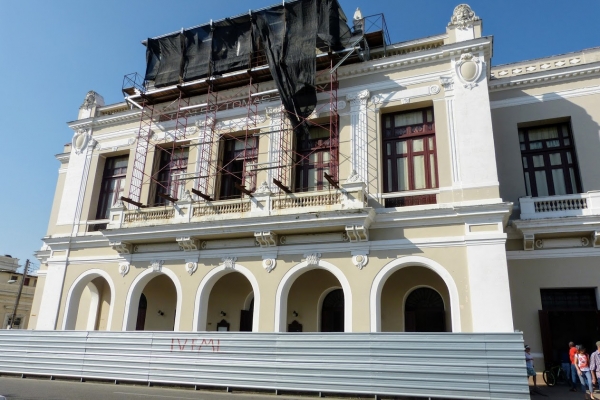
[369,256,461,333]
[507,247,600,260]
[490,85,600,109]
[274,260,353,332]
[62,268,116,331]
[401,285,446,332]
[85,283,100,331]
[122,267,183,331]
[243,291,255,312]
[316,286,342,332]
[193,264,260,332]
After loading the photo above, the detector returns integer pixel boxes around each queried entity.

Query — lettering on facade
[200,94,281,114]
[170,338,221,353]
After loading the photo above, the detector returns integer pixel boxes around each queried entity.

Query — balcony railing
[519,191,600,220]
[107,181,368,230]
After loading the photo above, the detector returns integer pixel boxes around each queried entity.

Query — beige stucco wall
[508,256,600,371]
[490,77,600,206]
[50,240,474,334]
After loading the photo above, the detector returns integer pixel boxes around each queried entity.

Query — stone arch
[193,264,260,332]
[370,256,461,332]
[275,260,352,332]
[62,269,116,331]
[122,267,183,331]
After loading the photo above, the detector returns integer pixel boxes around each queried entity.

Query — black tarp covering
[143,0,351,117]
[183,26,212,82]
[212,16,253,75]
[154,34,185,87]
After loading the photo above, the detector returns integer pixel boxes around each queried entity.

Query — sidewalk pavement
[529,381,599,399]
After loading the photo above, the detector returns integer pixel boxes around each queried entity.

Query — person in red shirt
[571,342,580,391]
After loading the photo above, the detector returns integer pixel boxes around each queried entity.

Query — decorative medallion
[455,53,482,90]
[351,254,368,270]
[185,261,198,275]
[72,129,91,155]
[118,262,130,277]
[262,258,277,273]
[448,4,480,29]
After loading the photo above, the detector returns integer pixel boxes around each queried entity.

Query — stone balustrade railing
[519,191,600,220]
[107,181,368,230]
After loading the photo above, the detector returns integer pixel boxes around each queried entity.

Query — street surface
[0,376,377,400]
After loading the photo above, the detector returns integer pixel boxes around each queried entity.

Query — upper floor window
[96,155,128,219]
[519,122,581,197]
[153,148,188,206]
[218,135,258,200]
[382,108,437,193]
[294,124,338,192]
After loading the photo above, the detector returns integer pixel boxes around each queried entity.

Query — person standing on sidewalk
[575,345,595,400]
[525,345,537,389]
[571,342,581,392]
[590,341,600,394]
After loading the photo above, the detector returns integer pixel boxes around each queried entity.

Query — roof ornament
[353,7,362,21]
[448,4,480,29]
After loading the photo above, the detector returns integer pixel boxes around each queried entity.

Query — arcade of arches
[64,263,452,333]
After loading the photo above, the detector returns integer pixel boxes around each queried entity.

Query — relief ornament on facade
[262,258,277,273]
[118,262,130,277]
[185,261,198,275]
[150,259,164,272]
[221,257,237,269]
[455,53,482,90]
[72,129,93,155]
[351,254,369,270]
[304,253,321,266]
[448,4,480,29]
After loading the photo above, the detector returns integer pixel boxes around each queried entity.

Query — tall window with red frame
[96,155,128,219]
[382,108,438,193]
[153,147,189,206]
[218,135,258,200]
[294,124,338,192]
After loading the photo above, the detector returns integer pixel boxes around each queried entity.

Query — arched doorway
[205,272,254,332]
[123,268,182,331]
[62,270,115,331]
[405,287,445,332]
[285,269,347,332]
[321,289,344,332]
[379,265,451,332]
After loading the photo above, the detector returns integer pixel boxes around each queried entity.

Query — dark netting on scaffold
[212,16,253,75]
[146,33,185,87]
[183,26,213,82]
[143,0,352,113]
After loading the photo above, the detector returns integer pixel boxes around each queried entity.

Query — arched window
[405,288,445,332]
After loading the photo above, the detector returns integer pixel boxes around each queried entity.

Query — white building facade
[30,2,600,371]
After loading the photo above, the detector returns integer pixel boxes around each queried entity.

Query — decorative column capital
[346,89,370,109]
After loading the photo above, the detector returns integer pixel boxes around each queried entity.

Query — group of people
[525,341,600,399]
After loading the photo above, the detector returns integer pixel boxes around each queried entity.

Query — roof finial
[353,7,363,21]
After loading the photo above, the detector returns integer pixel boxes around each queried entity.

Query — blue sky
[0,0,598,269]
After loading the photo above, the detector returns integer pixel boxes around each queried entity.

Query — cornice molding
[490,85,600,109]
[488,62,600,91]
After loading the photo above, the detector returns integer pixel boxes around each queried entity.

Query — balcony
[106,181,369,232]
[519,191,600,220]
